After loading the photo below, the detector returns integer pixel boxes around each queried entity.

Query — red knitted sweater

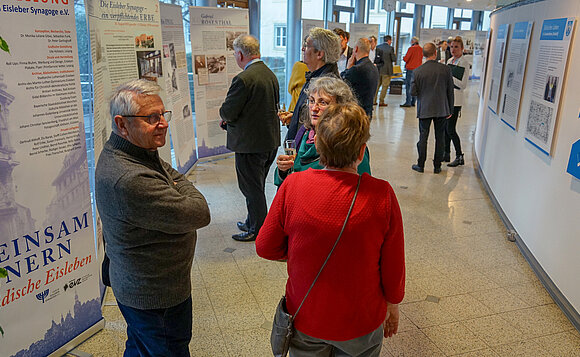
[256,169,405,341]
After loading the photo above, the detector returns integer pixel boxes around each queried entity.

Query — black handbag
[101,251,111,287]
[270,175,362,357]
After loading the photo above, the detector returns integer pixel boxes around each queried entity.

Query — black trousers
[235,149,277,234]
[445,106,463,157]
[417,117,446,168]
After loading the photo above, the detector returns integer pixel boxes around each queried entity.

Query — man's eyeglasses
[121,111,172,125]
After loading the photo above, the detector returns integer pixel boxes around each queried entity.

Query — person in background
[410,42,454,174]
[95,79,211,356]
[257,102,405,357]
[219,34,280,242]
[341,38,380,119]
[368,35,384,69]
[436,40,451,64]
[282,27,341,141]
[400,36,422,108]
[445,36,470,167]
[333,28,353,73]
[375,35,397,107]
[287,60,309,112]
[275,76,371,186]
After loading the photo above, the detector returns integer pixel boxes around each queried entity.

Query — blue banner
[540,18,567,40]
[513,21,530,40]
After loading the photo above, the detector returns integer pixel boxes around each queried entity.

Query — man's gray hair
[233,34,260,57]
[309,27,341,64]
[109,79,160,133]
[356,38,371,54]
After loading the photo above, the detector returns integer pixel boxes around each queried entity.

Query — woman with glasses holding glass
[275,77,371,186]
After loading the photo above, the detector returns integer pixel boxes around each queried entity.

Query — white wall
[475,0,580,313]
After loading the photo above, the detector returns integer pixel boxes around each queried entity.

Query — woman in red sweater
[256,103,405,356]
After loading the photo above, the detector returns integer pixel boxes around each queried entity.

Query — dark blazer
[219,61,280,153]
[376,43,396,76]
[341,57,379,118]
[410,60,454,119]
[373,47,384,69]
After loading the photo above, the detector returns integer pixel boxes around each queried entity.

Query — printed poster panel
[160,3,197,173]
[348,23,379,48]
[302,19,324,42]
[478,29,492,97]
[499,21,533,131]
[327,22,346,31]
[419,29,481,77]
[0,1,103,356]
[524,17,576,156]
[189,7,249,159]
[472,31,488,80]
[85,0,171,164]
[488,23,509,114]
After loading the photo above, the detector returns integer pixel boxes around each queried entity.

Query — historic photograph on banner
[524,17,576,155]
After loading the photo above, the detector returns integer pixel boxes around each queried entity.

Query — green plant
[0,36,9,54]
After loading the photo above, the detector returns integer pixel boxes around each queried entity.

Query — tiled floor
[76,83,580,356]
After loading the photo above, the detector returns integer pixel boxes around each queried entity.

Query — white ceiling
[408,0,498,11]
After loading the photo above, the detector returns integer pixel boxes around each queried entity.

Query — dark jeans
[417,117,446,168]
[117,296,192,357]
[404,69,416,105]
[445,106,463,157]
[290,325,383,357]
[235,149,277,234]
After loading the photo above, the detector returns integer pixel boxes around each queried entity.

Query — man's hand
[219,119,227,130]
[276,154,295,172]
[347,53,356,69]
[278,111,293,126]
[383,303,399,338]
[447,114,452,119]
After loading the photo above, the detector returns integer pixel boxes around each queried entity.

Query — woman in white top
[445,36,470,167]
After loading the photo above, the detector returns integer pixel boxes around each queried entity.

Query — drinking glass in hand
[284,140,296,160]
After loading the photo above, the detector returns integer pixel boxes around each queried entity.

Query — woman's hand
[277,154,294,172]
[383,303,399,338]
[278,111,293,126]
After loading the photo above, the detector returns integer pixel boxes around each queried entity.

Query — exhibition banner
[189,6,249,159]
[348,23,379,48]
[478,29,492,97]
[0,1,103,356]
[499,21,533,131]
[85,0,171,163]
[302,19,324,41]
[160,3,197,174]
[523,17,576,156]
[488,23,509,115]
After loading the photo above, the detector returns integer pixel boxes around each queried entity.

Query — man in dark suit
[410,42,454,174]
[369,35,384,69]
[341,38,379,119]
[375,35,397,106]
[334,28,353,73]
[219,35,280,241]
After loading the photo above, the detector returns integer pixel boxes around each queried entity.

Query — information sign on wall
[523,17,576,156]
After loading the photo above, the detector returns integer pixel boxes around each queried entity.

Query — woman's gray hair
[109,79,160,133]
[233,34,260,57]
[309,27,341,64]
[301,76,356,129]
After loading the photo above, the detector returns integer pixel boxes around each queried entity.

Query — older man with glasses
[95,79,211,356]
[281,27,342,141]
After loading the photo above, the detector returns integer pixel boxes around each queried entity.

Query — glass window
[482,11,491,31]
[396,1,414,13]
[424,5,432,28]
[430,6,448,29]
[369,0,375,11]
[461,21,471,30]
[275,25,287,48]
